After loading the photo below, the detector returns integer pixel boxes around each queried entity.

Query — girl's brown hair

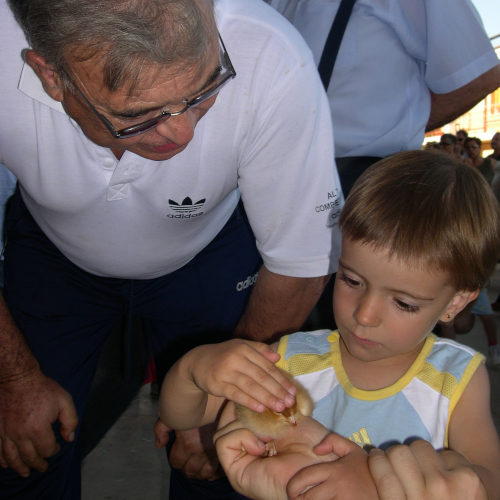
[339,150,500,291]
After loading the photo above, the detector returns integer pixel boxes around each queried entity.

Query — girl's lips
[352,332,378,346]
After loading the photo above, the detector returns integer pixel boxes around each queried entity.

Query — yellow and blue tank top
[276,330,484,450]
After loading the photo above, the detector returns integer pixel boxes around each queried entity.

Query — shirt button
[103,158,115,168]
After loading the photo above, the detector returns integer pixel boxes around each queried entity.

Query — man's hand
[153,418,171,449]
[368,440,487,500]
[168,426,222,481]
[0,370,78,477]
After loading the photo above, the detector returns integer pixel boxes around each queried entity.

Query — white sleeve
[236,27,342,277]
[264,0,301,22]
[396,0,499,94]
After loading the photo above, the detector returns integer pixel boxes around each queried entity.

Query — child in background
[158,151,500,499]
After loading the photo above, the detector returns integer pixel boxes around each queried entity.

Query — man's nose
[154,109,197,145]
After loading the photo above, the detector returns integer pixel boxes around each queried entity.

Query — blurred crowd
[426,130,500,366]
[425,130,500,200]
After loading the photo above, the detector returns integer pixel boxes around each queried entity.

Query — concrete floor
[82,384,169,499]
[81,266,500,500]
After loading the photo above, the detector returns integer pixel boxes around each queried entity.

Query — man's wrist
[0,359,41,385]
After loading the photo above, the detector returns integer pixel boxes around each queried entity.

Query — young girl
[158,151,500,499]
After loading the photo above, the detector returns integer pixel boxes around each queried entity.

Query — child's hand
[188,339,297,414]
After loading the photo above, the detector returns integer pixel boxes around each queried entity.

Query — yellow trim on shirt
[276,333,335,376]
[329,331,435,401]
[444,352,484,446]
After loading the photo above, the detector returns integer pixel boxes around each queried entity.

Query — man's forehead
[68,42,220,114]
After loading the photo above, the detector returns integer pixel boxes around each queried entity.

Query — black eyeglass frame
[63,35,236,139]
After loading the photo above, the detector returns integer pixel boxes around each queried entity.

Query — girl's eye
[395,299,419,313]
[339,273,361,288]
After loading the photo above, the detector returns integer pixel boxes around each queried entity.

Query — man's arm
[0,293,39,382]
[234,265,330,342]
[426,64,500,132]
[0,293,78,477]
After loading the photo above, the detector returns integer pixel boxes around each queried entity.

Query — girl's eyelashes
[394,299,419,314]
[339,272,361,288]
[339,269,420,313]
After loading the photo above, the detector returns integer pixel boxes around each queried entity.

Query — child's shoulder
[277,329,334,358]
[424,334,485,379]
[276,329,335,377]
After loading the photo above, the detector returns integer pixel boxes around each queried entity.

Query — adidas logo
[236,272,259,292]
[167,197,206,219]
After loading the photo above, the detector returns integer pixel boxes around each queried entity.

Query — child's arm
[448,363,500,498]
[159,339,297,430]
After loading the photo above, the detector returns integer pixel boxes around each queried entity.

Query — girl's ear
[24,50,65,102]
[439,289,479,323]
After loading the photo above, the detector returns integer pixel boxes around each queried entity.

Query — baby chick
[235,368,314,456]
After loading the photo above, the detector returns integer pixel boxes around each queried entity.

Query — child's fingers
[223,371,296,413]
[247,340,281,363]
[201,340,297,410]
[233,356,298,408]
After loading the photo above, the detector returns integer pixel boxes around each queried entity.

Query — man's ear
[24,50,65,102]
[439,289,480,323]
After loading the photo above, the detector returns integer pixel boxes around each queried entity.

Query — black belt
[336,156,383,197]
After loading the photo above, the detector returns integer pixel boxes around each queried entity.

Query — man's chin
[129,143,187,161]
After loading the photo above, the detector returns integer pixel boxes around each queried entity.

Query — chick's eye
[395,299,419,313]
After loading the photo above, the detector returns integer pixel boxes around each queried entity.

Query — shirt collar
[18,62,66,114]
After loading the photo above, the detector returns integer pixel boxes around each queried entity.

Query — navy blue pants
[1,189,258,499]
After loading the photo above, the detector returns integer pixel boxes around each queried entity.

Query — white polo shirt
[267,0,500,157]
[0,0,342,279]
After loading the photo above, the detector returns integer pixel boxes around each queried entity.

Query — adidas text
[236,272,259,292]
[166,212,203,219]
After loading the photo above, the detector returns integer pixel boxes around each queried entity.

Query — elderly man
[0,0,342,498]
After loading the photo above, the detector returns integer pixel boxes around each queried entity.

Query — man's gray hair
[8,0,216,91]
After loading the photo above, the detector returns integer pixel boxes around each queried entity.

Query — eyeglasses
[64,35,236,139]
